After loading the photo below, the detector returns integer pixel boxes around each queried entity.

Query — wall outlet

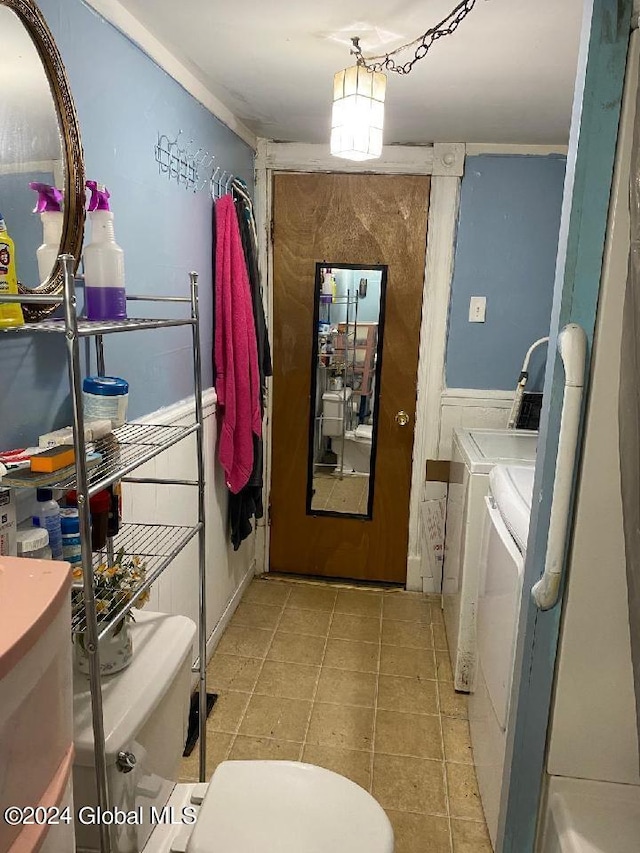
[469,296,486,323]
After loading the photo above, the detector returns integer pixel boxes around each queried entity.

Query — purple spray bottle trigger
[29,183,63,213]
[86,181,111,212]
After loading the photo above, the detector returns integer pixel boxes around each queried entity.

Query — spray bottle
[84,181,127,320]
[29,182,64,285]
[0,214,24,328]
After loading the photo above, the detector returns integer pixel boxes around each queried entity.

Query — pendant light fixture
[331,64,387,161]
[330,0,482,161]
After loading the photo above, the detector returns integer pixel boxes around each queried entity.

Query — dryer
[443,428,537,692]
[469,464,536,849]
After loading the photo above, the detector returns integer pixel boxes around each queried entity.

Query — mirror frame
[3,0,85,320]
[306,262,389,520]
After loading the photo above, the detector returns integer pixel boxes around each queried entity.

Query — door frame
[254,140,465,589]
[500,1,634,850]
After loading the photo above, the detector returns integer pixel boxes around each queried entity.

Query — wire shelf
[0,316,196,337]
[5,422,199,496]
[71,522,201,638]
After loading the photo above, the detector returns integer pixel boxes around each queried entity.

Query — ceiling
[120,0,584,146]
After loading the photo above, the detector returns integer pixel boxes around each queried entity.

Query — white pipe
[531,324,587,610]
[523,336,550,373]
[507,336,550,429]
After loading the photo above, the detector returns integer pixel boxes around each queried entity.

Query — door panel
[270,173,429,583]
[501,2,633,851]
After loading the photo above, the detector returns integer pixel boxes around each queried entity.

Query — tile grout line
[224,584,293,759]
[322,478,337,512]
[433,618,454,853]
[299,591,339,761]
[370,594,384,794]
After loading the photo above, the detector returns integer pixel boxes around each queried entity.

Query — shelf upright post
[94,334,115,566]
[95,335,106,376]
[190,271,208,782]
[60,255,112,853]
[339,291,351,481]
[353,292,359,425]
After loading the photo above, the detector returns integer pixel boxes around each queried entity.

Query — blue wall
[331,268,383,324]
[0,0,254,448]
[445,155,566,391]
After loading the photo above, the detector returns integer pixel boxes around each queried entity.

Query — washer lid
[453,428,538,474]
[188,760,394,853]
[489,464,536,553]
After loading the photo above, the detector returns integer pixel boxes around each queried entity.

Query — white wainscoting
[409,388,514,593]
[438,389,514,459]
[123,389,256,666]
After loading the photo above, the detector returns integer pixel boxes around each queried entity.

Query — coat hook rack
[154,129,215,192]
[210,166,235,201]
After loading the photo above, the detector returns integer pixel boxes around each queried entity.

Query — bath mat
[183,691,217,757]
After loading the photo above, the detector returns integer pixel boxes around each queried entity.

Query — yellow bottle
[0,214,24,328]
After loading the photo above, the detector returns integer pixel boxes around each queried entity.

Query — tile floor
[180,578,491,853]
[311,471,370,514]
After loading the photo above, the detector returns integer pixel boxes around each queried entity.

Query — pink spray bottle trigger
[86,181,111,212]
[29,183,63,214]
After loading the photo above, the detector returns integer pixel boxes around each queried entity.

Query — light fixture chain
[351,0,478,75]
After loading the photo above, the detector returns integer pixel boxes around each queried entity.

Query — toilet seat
[354,424,372,441]
[187,760,394,853]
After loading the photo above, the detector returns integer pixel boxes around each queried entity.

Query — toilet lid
[355,424,372,441]
[187,760,394,853]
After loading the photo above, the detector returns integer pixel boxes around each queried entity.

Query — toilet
[73,609,393,853]
[321,387,352,438]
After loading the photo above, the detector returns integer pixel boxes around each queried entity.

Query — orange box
[30,445,75,473]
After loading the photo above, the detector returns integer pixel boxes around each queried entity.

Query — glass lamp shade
[331,64,387,161]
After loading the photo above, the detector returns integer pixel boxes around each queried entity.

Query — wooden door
[269,173,430,583]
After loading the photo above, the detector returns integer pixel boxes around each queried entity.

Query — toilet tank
[73,610,196,853]
[322,388,352,437]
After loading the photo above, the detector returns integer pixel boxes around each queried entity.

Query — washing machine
[443,428,537,692]
[469,464,535,850]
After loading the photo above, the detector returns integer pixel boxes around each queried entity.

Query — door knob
[395,410,410,427]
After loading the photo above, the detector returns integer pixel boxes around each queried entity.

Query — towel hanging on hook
[230,178,258,247]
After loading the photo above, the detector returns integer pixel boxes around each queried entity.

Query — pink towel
[215,195,262,494]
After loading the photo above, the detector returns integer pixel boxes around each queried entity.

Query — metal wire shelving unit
[0,255,208,853]
[316,291,359,479]
[71,523,200,638]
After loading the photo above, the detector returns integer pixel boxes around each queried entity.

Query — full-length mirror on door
[307,262,388,518]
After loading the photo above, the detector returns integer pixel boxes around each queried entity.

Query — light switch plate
[469,296,486,323]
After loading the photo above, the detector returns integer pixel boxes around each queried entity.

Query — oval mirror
[0,0,84,320]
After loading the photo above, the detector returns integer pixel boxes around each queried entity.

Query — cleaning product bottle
[84,181,127,320]
[321,270,334,304]
[0,214,24,328]
[29,182,64,285]
[60,508,81,568]
[34,488,63,560]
